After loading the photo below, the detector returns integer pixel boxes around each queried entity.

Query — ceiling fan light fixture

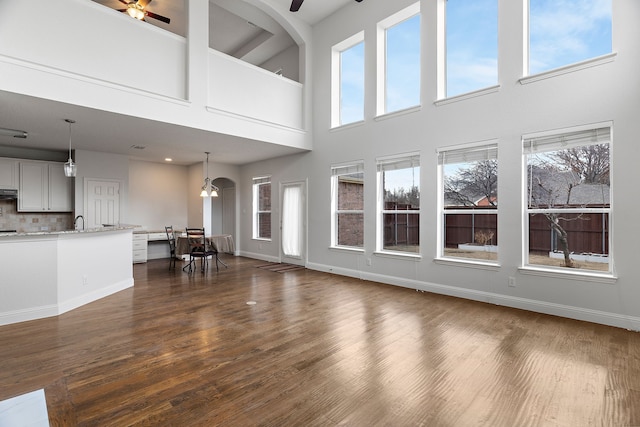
[127,4,145,20]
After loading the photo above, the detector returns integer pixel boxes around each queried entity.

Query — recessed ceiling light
[165,158,173,162]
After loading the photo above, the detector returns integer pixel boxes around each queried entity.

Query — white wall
[259,44,300,82]
[239,0,640,331]
[128,160,189,231]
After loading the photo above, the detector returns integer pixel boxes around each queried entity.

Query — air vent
[130,145,146,150]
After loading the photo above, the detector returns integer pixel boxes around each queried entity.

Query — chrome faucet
[74,215,84,230]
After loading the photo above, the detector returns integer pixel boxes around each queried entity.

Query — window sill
[374,251,422,261]
[253,238,272,242]
[374,105,422,122]
[329,246,365,254]
[435,85,501,106]
[434,257,500,271]
[330,120,365,132]
[519,52,617,85]
[518,266,617,284]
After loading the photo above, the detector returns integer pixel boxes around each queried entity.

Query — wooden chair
[184,228,218,273]
[165,226,177,270]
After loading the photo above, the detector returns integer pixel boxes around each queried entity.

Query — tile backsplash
[0,200,72,232]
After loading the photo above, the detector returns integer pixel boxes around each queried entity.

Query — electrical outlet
[40,226,49,231]
[0,207,3,216]
[366,258,372,266]
[82,275,88,286]
[508,277,516,287]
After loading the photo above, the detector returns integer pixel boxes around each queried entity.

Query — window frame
[437,141,499,266]
[376,153,421,257]
[252,176,272,241]
[331,162,365,250]
[522,123,613,276]
[331,32,365,128]
[526,0,613,77]
[376,2,421,117]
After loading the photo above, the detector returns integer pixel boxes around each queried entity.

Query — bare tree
[444,159,497,207]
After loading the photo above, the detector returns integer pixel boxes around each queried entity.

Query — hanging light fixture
[200,152,219,197]
[64,119,77,177]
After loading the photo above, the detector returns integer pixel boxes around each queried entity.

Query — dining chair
[165,225,177,270]
[184,227,218,273]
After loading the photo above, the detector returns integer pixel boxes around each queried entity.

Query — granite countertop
[0,224,140,238]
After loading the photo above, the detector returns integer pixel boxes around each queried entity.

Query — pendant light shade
[200,152,220,198]
[64,119,76,178]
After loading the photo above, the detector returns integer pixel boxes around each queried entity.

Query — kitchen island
[0,226,135,326]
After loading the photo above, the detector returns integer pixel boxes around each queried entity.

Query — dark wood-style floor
[1,256,639,426]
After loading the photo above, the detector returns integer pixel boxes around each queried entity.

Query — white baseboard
[239,251,280,264]
[306,262,640,332]
[0,305,58,327]
[58,278,134,315]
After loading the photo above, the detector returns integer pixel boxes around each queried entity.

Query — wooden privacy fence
[443,211,608,255]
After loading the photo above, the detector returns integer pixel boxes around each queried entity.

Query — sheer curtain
[282,185,301,258]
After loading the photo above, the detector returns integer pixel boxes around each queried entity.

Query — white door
[86,179,120,228]
[280,181,306,266]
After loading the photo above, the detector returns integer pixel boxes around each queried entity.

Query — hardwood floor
[1,256,639,426]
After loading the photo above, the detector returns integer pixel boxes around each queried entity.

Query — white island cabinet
[0,226,135,326]
[18,161,72,212]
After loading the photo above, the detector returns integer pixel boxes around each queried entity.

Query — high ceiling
[0,0,359,166]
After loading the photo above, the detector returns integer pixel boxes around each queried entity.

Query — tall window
[331,163,364,249]
[438,143,498,263]
[445,0,498,97]
[377,154,420,254]
[528,0,612,75]
[252,176,271,240]
[524,126,611,273]
[331,32,365,127]
[377,3,421,115]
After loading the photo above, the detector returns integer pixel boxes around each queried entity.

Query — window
[252,176,271,240]
[438,143,498,263]
[524,126,611,273]
[528,0,612,75]
[331,32,365,127]
[444,0,498,98]
[331,163,364,249]
[377,154,420,254]
[377,3,421,115]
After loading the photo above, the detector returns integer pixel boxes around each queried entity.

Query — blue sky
[529,0,612,74]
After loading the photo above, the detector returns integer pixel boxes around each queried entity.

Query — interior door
[86,179,120,228]
[280,181,306,266]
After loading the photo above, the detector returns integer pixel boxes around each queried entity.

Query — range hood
[0,189,18,200]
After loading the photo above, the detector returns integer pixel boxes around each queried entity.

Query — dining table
[175,233,235,257]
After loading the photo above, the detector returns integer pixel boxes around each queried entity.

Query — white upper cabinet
[0,158,18,189]
[18,161,72,212]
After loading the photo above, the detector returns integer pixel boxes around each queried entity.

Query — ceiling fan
[118,0,170,24]
[290,0,363,13]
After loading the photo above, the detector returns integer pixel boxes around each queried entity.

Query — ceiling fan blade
[290,0,304,12]
[138,0,151,7]
[117,8,127,12]
[145,11,170,24]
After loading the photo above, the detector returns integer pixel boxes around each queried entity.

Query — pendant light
[200,152,219,197]
[64,119,77,177]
